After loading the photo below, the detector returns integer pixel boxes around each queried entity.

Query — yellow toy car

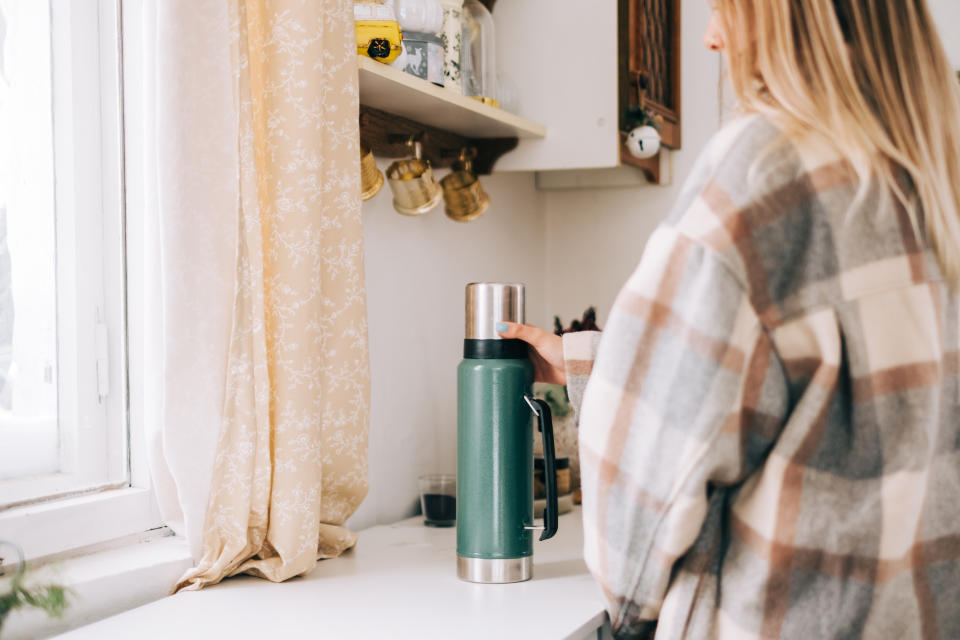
[355,1,403,65]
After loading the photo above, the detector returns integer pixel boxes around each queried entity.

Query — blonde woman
[499,0,960,637]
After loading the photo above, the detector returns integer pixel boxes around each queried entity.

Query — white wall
[544,2,721,325]
[349,165,546,529]
[930,0,960,68]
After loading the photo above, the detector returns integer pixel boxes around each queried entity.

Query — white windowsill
[1,531,192,640]
[0,487,164,562]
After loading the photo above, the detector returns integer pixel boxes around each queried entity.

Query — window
[0,0,59,491]
[0,0,159,561]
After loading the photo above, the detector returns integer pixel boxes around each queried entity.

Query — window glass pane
[0,0,58,482]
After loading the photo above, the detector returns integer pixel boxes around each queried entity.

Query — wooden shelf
[358,57,546,140]
[359,105,518,175]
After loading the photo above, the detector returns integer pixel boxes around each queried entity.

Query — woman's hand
[496,322,566,385]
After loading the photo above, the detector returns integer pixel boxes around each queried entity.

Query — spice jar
[393,0,444,33]
[392,0,445,85]
[438,0,464,93]
[555,457,571,496]
[395,32,445,85]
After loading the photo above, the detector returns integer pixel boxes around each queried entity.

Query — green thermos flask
[457,282,559,583]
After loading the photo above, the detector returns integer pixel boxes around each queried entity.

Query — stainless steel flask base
[457,556,532,584]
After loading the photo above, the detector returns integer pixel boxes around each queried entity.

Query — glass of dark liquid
[419,474,456,527]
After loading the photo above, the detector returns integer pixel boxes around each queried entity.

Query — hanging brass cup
[441,150,489,222]
[360,145,384,201]
[385,141,443,216]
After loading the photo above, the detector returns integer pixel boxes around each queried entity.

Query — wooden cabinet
[492,2,621,172]
[617,0,682,183]
[621,0,681,149]
[495,0,682,185]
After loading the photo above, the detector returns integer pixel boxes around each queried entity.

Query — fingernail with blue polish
[496,322,509,333]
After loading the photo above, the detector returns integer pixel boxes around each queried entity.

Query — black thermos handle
[525,395,558,541]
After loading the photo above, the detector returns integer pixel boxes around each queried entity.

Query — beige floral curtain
[145,0,369,591]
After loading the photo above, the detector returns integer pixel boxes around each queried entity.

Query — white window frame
[0,0,160,562]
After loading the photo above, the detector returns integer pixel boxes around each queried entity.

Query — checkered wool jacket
[563,115,960,639]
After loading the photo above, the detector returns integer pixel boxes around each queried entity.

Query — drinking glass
[419,474,456,527]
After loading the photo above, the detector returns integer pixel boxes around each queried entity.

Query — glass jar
[460,0,497,106]
[438,0,464,93]
[393,0,444,33]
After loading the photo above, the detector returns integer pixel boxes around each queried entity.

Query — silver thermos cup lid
[465,283,525,340]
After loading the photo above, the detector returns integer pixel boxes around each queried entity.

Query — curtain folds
[146,0,370,591]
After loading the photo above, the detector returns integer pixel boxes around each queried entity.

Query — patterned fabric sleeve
[577,224,790,637]
[562,330,603,425]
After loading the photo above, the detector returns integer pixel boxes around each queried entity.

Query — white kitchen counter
[57,507,610,640]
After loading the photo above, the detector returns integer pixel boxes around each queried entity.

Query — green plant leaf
[0,570,70,634]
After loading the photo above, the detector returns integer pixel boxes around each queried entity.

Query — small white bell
[626,125,661,160]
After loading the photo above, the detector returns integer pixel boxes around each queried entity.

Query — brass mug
[386,141,442,216]
[360,145,384,201]
[441,152,489,222]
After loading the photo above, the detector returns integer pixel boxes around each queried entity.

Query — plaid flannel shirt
[563,115,960,639]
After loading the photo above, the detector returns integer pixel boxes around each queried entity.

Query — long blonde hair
[718,0,960,281]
